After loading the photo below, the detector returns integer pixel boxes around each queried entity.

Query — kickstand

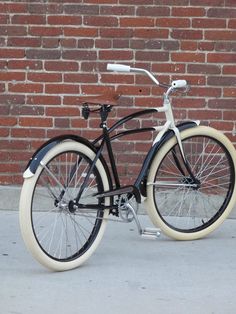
[125,202,161,240]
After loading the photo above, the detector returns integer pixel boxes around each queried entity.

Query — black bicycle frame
[74,107,157,205]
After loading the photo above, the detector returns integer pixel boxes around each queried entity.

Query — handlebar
[107,63,188,91]
[107,64,131,73]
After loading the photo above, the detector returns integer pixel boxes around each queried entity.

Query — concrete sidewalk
[1,210,236,314]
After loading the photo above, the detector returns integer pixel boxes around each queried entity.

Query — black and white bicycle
[19,63,236,271]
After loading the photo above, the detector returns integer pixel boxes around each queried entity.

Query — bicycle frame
[23,64,200,210]
[72,100,199,207]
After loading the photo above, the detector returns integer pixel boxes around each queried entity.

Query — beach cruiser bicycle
[19,63,236,271]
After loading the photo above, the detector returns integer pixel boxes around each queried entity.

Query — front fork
[163,94,201,185]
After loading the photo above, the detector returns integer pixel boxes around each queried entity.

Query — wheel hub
[182,177,201,190]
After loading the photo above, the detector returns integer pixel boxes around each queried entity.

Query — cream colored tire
[19,141,110,271]
[145,126,236,240]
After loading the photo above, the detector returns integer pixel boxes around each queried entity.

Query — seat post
[100,105,111,126]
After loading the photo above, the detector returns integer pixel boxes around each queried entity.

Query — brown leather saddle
[79,92,121,106]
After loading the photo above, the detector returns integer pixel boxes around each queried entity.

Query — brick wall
[0,0,236,185]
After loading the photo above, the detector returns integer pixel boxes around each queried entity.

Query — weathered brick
[45,61,79,72]
[188,64,221,74]
[156,18,190,28]
[47,15,82,25]
[12,14,46,25]
[208,53,236,63]
[205,30,236,41]
[26,49,61,60]
[84,16,118,27]
[172,7,206,16]
[120,17,155,27]
[8,83,43,93]
[172,52,205,63]
[19,117,53,128]
[171,29,203,40]
[136,6,170,16]
[64,4,99,15]
[207,8,236,18]
[99,50,133,60]
[62,50,97,60]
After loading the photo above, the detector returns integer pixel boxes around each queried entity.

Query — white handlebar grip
[107,63,131,72]
[172,80,187,88]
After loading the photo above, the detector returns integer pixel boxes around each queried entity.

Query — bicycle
[19,63,236,271]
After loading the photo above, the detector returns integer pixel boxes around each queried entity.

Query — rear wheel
[19,140,110,271]
[146,126,236,240]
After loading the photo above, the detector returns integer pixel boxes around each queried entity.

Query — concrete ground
[1,209,236,314]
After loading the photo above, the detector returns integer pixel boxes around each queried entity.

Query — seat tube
[102,124,120,188]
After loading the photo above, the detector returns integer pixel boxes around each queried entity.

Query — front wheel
[145,126,236,240]
[19,140,110,271]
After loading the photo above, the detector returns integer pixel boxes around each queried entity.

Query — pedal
[141,227,161,240]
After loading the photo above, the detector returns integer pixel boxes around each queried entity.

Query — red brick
[207,8,236,18]
[64,27,98,37]
[26,49,61,60]
[208,99,236,109]
[205,30,236,40]
[64,73,98,83]
[48,15,82,25]
[45,61,79,72]
[133,28,169,38]
[64,4,99,15]
[172,7,206,16]
[208,53,236,63]
[0,3,27,13]
[188,110,222,120]
[223,65,236,75]
[188,64,221,74]
[0,117,17,126]
[0,26,27,36]
[224,88,236,97]
[210,121,234,132]
[9,83,43,94]
[0,48,25,58]
[192,18,226,28]
[171,29,203,40]
[27,95,60,106]
[29,26,62,37]
[46,107,80,117]
[7,37,41,47]
[8,60,42,70]
[19,117,53,128]
[136,6,170,16]
[100,28,133,38]
[27,72,62,83]
[120,17,155,27]
[84,16,118,27]
[100,5,134,15]
[11,129,46,139]
[181,41,198,51]
[136,51,169,62]
[12,14,46,24]
[172,52,205,63]
[45,84,80,94]
[229,19,236,28]
[62,50,97,60]
[99,50,133,60]
[157,18,190,28]
[0,71,25,81]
